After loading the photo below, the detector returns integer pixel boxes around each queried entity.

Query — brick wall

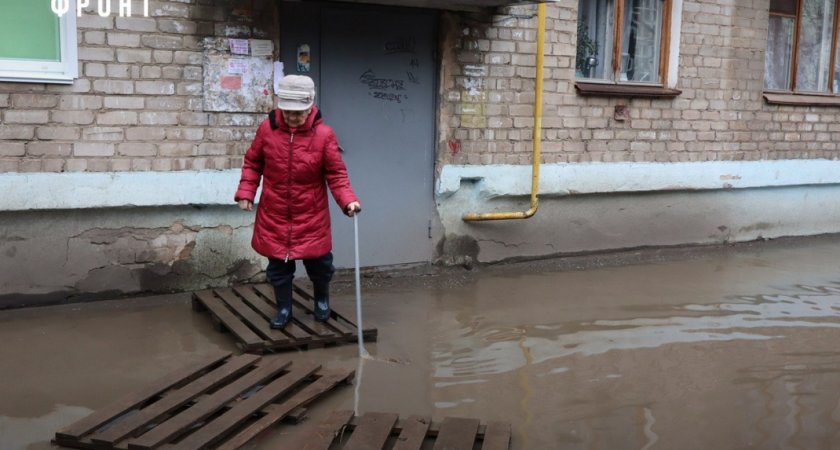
[0,0,275,173]
[438,0,840,169]
[3,0,837,175]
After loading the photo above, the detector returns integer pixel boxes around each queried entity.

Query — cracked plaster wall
[0,206,263,308]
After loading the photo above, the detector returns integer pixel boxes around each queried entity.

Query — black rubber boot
[313,281,330,322]
[270,277,294,329]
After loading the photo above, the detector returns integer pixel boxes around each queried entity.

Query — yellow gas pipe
[463,2,545,222]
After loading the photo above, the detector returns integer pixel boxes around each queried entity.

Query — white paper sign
[273,61,285,95]
[251,39,274,57]
[227,59,249,75]
[229,38,249,55]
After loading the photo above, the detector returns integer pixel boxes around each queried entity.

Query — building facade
[2,0,840,306]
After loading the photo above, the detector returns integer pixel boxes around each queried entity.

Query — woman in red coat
[235,75,361,329]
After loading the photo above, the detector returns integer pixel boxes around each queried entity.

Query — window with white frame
[0,0,78,84]
[575,0,670,84]
[765,0,840,93]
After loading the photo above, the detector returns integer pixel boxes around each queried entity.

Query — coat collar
[276,106,321,132]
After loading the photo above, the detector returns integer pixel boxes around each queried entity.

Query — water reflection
[433,282,840,379]
[0,404,93,450]
[730,358,840,449]
[640,407,658,450]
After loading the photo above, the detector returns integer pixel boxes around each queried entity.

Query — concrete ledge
[5,159,840,211]
[437,160,840,198]
[0,170,252,211]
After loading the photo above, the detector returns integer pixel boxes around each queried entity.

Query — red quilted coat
[235,107,358,261]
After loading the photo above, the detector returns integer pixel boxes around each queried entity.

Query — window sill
[0,74,75,84]
[763,92,840,106]
[575,82,682,98]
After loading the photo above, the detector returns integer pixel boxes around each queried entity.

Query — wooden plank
[216,289,294,343]
[197,285,377,352]
[280,283,377,341]
[233,287,300,344]
[299,410,355,450]
[432,417,480,450]
[253,284,335,335]
[254,283,279,303]
[343,412,399,450]
[126,357,292,450]
[289,299,341,338]
[250,284,338,338]
[427,420,441,436]
[392,415,431,450]
[480,421,511,450]
[55,352,231,441]
[289,284,361,336]
[193,292,263,348]
[327,304,378,337]
[88,354,261,446]
[285,406,308,423]
[248,284,314,341]
[216,369,355,450]
[170,363,321,450]
[233,285,278,319]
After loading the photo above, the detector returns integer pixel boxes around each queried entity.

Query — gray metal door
[281,3,437,268]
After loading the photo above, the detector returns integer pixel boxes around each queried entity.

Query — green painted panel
[0,0,61,61]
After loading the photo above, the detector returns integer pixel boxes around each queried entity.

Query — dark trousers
[265,252,335,305]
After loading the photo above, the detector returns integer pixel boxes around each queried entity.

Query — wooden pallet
[192,283,378,353]
[297,411,511,450]
[54,352,354,450]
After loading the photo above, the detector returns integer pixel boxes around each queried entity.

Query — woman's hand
[238,199,253,211]
[345,201,361,217]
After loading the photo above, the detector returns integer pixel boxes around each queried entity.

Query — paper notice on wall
[251,39,274,56]
[273,61,284,95]
[221,76,242,90]
[227,59,249,75]
[229,38,250,55]
[203,37,274,112]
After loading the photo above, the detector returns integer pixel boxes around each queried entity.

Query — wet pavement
[3,235,840,449]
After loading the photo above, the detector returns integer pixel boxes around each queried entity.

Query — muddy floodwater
[3,236,840,449]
